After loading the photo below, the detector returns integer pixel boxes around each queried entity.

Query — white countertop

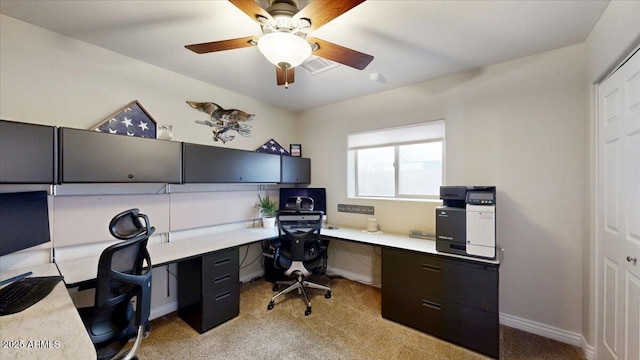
[56,225,500,286]
[0,263,96,360]
[321,226,502,265]
[56,227,279,286]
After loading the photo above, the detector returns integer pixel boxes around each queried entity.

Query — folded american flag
[93,101,156,138]
[256,139,290,155]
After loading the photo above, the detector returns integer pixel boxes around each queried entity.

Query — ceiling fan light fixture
[257,32,312,69]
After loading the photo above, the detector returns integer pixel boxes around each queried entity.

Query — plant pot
[262,217,276,228]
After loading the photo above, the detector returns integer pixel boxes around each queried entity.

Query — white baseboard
[581,336,595,360]
[499,312,582,347]
[500,313,595,360]
[240,269,264,284]
[326,267,381,288]
[150,301,177,320]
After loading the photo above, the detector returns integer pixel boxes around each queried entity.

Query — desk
[321,226,501,265]
[52,225,501,358]
[56,227,279,286]
[0,263,96,360]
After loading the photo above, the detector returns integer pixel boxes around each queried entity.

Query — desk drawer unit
[178,247,239,333]
[381,247,499,358]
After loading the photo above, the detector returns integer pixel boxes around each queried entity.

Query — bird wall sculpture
[187,101,254,143]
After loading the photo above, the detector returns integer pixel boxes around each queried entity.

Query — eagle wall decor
[187,101,254,143]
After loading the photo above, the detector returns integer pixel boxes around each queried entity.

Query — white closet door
[597,48,640,360]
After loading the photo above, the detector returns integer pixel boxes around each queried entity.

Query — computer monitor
[0,191,51,257]
[279,188,326,214]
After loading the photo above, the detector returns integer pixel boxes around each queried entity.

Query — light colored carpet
[137,278,586,359]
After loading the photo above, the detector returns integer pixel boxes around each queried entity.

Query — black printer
[436,186,496,258]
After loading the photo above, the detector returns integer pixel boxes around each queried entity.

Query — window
[348,120,444,199]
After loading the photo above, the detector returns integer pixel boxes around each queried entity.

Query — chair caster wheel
[143,321,152,338]
[272,284,279,291]
[267,301,274,310]
[325,291,332,299]
[305,307,311,316]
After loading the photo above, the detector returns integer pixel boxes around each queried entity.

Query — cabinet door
[382,286,499,359]
[59,128,182,183]
[0,120,57,184]
[280,156,310,183]
[382,248,498,313]
[183,143,280,183]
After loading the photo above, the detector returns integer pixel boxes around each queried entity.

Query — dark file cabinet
[178,247,239,333]
[382,247,499,358]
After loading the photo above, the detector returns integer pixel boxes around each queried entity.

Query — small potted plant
[256,194,277,228]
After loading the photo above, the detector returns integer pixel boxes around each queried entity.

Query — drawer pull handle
[215,291,232,301]
[214,258,231,266]
[422,264,441,272]
[214,275,230,284]
[422,300,442,311]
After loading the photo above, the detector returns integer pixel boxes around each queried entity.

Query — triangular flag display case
[255,139,290,155]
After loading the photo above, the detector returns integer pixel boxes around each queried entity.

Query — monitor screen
[0,191,51,257]
[279,188,326,214]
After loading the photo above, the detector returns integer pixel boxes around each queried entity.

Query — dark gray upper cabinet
[280,156,310,184]
[183,143,280,183]
[0,120,57,184]
[59,127,182,183]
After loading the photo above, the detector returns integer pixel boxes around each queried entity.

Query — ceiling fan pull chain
[279,62,290,89]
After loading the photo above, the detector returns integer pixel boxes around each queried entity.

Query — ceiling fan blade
[293,0,366,32]
[229,0,275,24]
[185,36,258,54]
[308,37,373,70]
[276,66,295,87]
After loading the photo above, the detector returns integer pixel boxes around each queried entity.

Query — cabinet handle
[214,274,230,284]
[627,256,638,265]
[421,300,442,311]
[215,290,232,301]
[214,258,230,266]
[422,264,441,272]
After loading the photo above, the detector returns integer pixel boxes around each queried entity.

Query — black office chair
[267,203,331,316]
[78,209,154,360]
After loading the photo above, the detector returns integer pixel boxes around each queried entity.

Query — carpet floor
[137,277,586,359]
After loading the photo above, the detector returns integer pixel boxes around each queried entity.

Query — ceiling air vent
[301,56,339,75]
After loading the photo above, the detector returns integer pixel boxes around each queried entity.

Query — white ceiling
[0,0,609,112]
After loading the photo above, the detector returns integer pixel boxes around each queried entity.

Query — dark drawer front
[382,286,498,359]
[202,248,239,294]
[202,283,240,332]
[382,248,498,313]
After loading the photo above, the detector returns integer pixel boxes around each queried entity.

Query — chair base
[267,274,331,316]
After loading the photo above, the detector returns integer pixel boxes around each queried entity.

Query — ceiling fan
[185,0,374,88]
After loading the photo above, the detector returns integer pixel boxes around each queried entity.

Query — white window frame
[348,120,445,200]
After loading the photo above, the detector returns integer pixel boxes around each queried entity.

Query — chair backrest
[284,196,314,212]
[109,208,153,240]
[95,209,155,326]
[276,209,324,262]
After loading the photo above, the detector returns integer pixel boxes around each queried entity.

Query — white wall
[298,44,587,335]
[0,14,297,314]
[583,0,640,350]
[0,14,296,150]
[2,1,639,348]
